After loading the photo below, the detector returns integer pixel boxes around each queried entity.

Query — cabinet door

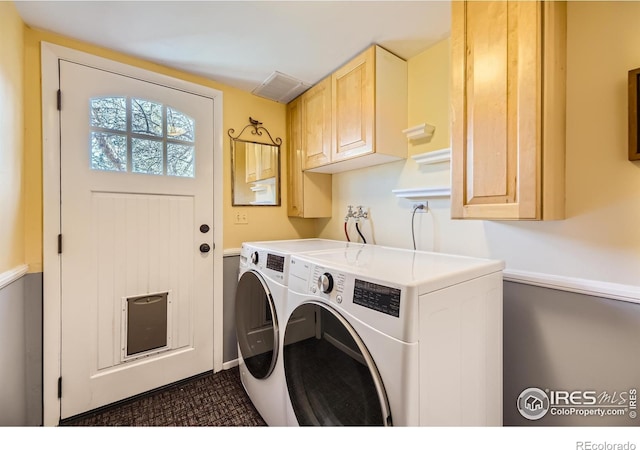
[287,97,333,218]
[332,46,374,162]
[451,1,541,219]
[302,77,332,169]
[287,98,304,217]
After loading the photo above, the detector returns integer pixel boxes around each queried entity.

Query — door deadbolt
[199,224,210,233]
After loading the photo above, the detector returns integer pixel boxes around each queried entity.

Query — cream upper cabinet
[451,1,566,220]
[302,76,332,170]
[288,97,332,218]
[332,47,374,162]
[301,45,407,174]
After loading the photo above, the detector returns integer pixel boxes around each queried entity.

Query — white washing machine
[282,244,505,426]
[235,238,352,426]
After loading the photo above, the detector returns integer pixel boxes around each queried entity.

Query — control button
[311,287,317,294]
[318,273,334,294]
[336,295,343,304]
[251,251,259,265]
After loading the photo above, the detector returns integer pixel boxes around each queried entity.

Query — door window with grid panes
[90,97,196,177]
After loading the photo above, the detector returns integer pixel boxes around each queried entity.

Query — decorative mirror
[229,117,281,206]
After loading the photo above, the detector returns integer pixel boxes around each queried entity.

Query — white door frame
[41,42,224,426]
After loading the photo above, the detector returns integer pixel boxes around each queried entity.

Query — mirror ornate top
[229,117,281,206]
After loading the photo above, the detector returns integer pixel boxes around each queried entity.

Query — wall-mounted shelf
[402,123,435,143]
[412,148,451,166]
[392,186,451,200]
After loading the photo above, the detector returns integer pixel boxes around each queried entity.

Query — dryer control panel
[353,279,401,318]
[289,258,400,317]
[311,266,346,297]
[289,255,412,341]
[289,258,345,301]
[266,253,285,273]
[240,245,288,283]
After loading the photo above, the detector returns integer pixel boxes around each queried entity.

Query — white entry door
[59,60,215,419]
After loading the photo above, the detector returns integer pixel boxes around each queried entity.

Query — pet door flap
[125,292,168,356]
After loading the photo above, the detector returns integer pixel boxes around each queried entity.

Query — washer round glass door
[283,302,391,426]
[235,270,278,379]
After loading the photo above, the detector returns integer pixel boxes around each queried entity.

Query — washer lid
[292,245,504,294]
[243,238,352,254]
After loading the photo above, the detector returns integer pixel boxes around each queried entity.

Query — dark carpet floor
[60,367,267,426]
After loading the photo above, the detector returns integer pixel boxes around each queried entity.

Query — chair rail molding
[0,264,29,290]
[223,248,242,257]
[503,269,640,305]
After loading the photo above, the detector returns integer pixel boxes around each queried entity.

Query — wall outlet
[234,212,248,224]
[412,202,428,213]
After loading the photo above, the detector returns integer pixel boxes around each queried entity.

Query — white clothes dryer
[282,245,505,426]
[235,239,351,426]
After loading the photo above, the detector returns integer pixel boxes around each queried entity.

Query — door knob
[200,243,211,253]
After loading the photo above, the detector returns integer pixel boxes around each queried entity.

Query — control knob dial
[251,251,259,265]
[318,273,334,294]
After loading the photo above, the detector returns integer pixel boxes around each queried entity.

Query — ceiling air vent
[252,71,311,104]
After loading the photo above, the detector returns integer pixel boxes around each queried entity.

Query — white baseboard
[503,269,640,305]
[0,264,29,290]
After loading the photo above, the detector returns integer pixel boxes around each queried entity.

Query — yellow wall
[319,3,640,287]
[0,2,25,274]
[22,27,315,271]
[407,39,450,157]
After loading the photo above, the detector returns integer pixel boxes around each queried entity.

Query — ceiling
[15,1,451,102]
